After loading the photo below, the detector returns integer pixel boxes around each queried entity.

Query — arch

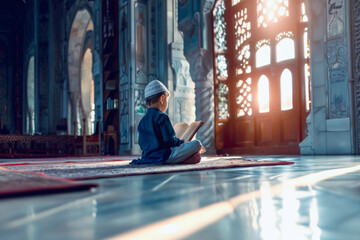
[258,75,269,113]
[256,44,271,68]
[276,38,295,62]
[68,9,92,93]
[67,9,93,134]
[66,3,94,37]
[280,68,293,111]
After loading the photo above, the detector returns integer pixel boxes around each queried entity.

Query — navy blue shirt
[131,108,184,164]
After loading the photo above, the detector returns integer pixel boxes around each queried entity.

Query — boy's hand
[199,145,206,154]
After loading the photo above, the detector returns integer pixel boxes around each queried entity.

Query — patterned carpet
[3,157,294,180]
[0,155,137,165]
[0,167,97,198]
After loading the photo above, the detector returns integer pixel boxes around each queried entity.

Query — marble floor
[0,155,359,240]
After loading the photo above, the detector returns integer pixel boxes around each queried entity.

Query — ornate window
[300,0,308,22]
[257,0,289,28]
[276,32,295,62]
[236,45,251,75]
[235,8,251,76]
[214,0,227,51]
[237,78,252,117]
[213,0,310,152]
[256,39,271,68]
[234,9,251,48]
[280,69,293,111]
[214,0,229,120]
[258,75,270,113]
[216,55,229,79]
[218,83,230,119]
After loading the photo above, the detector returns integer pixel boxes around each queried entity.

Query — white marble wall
[301,0,354,154]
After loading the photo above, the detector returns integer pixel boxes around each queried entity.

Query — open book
[173,121,203,142]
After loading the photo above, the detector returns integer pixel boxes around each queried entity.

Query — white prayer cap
[144,80,169,98]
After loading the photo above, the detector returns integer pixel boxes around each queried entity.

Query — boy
[131,80,203,164]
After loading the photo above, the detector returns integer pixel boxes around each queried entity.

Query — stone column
[29,109,35,134]
[69,91,81,135]
[177,1,216,152]
[184,48,215,151]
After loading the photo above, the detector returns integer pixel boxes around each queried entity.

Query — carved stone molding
[171,54,195,124]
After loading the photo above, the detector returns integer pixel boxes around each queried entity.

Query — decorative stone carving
[327,37,349,119]
[327,0,344,39]
[327,0,348,120]
[173,59,190,86]
[353,0,360,152]
[171,56,195,124]
[120,4,129,85]
[120,90,129,144]
[135,2,147,84]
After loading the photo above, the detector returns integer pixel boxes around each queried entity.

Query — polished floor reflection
[0,155,359,240]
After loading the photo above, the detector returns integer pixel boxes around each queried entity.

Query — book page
[181,121,203,142]
[173,122,189,140]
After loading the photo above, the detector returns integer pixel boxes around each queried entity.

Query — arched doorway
[213,0,310,154]
[67,9,94,135]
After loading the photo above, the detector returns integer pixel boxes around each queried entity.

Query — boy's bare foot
[179,153,201,164]
[199,145,206,154]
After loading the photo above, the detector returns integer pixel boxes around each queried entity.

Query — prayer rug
[0,155,137,166]
[0,167,98,198]
[3,157,294,180]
